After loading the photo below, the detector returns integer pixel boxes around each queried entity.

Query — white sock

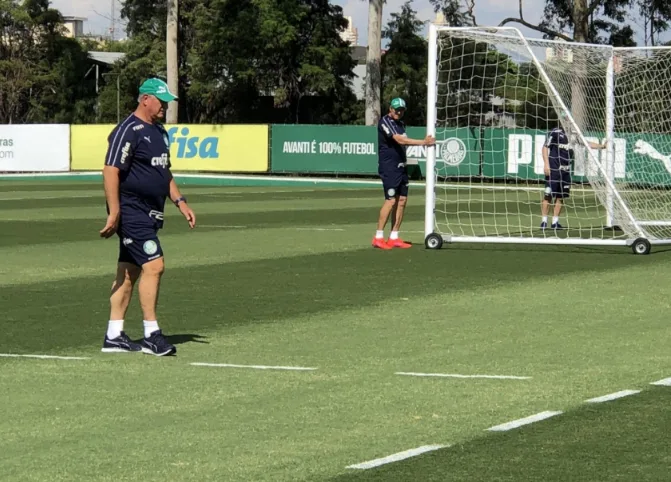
[390,231,399,240]
[542,216,548,223]
[375,230,384,239]
[552,216,559,224]
[143,320,159,338]
[107,320,124,339]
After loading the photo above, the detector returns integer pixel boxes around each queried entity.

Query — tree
[108,0,357,124]
[0,0,98,123]
[365,0,383,125]
[499,1,625,130]
[381,1,428,126]
[638,0,671,46]
[429,0,476,26]
[190,0,356,123]
[498,0,643,45]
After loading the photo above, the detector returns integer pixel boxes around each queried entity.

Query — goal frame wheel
[632,238,651,255]
[425,233,443,250]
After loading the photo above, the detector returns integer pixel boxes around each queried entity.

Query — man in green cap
[373,97,435,249]
[99,77,196,356]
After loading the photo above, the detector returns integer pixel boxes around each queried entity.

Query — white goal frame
[424,24,671,253]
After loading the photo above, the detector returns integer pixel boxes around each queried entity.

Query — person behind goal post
[373,97,435,249]
[541,119,605,230]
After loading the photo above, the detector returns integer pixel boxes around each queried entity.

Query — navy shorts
[544,169,571,199]
[380,170,409,200]
[117,223,164,266]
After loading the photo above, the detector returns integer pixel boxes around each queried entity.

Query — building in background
[340,16,358,45]
[62,16,86,38]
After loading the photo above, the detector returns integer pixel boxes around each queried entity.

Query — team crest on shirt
[143,240,158,255]
[163,133,170,147]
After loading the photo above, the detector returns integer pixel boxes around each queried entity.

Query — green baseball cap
[139,78,178,102]
[390,97,406,110]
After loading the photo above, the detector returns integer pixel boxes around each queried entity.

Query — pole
[116,74,120,124]
[425,23,438,240]
[605,54,616,229]
[166,0,179,123]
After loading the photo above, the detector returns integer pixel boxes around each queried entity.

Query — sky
[50,0,666,46]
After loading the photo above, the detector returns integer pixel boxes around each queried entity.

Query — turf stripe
[346,445,447,469]
[585,390,641,403]
[395,372,531,380]
[487,411,563,432]
[191,363,317,371]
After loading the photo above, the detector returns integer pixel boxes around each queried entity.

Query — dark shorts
[380,169,409,200]
[117,223,163,266]
[545,169,571,199]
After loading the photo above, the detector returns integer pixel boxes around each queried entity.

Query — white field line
[0,353,90,360]
[585,389,641,403]
[191,362,317,371]
[395,372,531,380]
[650,377,671,386]
[198,225,248,229]
[346,445,447,470]
[487,411,563,432]
[0,193,100,201]
[294,227,346,231]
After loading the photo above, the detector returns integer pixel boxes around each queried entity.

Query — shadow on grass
[165,333,209,345]
[1,241,667,353]
[331,386,671,482]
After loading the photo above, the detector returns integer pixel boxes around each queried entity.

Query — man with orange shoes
[372,97,435,249]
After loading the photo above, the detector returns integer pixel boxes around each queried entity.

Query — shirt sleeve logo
[120,142,131,164]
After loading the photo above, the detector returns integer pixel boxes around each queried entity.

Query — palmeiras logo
[440,138,467,166]
[143,240,158,255]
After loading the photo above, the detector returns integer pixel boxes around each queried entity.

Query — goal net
[424,26,671,253]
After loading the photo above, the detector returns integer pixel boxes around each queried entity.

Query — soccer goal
[423,25,671,254]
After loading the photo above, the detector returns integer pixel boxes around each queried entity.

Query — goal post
[424,25,671,254]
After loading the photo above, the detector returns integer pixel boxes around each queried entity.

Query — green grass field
[1,178,670,481]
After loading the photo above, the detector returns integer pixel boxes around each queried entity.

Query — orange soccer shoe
[387,238,412,249]
[372,237,392,250]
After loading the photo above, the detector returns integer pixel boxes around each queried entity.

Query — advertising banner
[71,124,269,172]
[271,125,481,176]
[405,127,481,177]
[484,128,671,186]
[0,125,69,172]
[271,125,378,174]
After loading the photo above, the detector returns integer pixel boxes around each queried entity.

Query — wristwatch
[174,196,187,206]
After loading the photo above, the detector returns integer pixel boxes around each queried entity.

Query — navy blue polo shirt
[104,114,173,228]
[544,127,573,170]
[377,114,407,172]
